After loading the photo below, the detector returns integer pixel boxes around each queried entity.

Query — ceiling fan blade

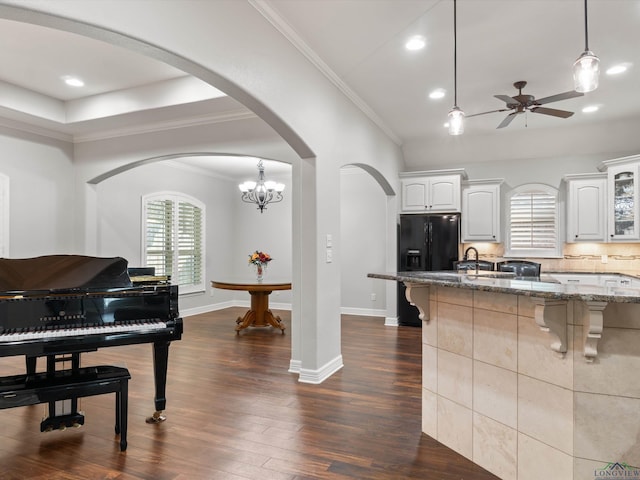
[466,108,510,118]
[494,94,518,104]
[535,90,584,105]
[530,106,574,118]
[497,112,518,129]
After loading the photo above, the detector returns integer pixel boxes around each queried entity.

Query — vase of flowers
[248,250,272,281]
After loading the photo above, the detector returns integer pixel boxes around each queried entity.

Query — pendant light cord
[453,0,458,107]
[583,0,589,51]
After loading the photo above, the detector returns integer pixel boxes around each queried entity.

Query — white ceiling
[0,1,638,174]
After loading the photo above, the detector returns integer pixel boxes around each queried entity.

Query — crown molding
[0,116,72,143]
[72,109,257,143]
[249,0,402,146]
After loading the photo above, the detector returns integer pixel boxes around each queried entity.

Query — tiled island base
[409,285,640,480]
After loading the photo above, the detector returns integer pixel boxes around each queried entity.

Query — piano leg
[146,340,170,424]
[25,356,37,375]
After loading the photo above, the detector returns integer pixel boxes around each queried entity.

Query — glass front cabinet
[607,161,640,241]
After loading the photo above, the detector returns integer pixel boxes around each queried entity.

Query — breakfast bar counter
[369,271,640,480]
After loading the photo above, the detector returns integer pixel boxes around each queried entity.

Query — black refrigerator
[398,213,460,326]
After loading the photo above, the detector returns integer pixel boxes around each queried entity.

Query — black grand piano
[0,254,183,444]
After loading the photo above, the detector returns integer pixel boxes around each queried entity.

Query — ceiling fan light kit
[574,0,600,93]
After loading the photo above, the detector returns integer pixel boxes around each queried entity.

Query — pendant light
[448,0,464,135]
[573,0,600,93]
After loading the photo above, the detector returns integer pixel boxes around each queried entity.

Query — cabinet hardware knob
[575,235,578,238]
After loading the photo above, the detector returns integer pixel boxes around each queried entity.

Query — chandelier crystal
[238,160,285,213]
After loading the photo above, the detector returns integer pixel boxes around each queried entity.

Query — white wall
[1,1,405,383]
[0,127,75,257]
[340,166,388,316]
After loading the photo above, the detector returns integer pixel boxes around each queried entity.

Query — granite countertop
[367,271,640,304]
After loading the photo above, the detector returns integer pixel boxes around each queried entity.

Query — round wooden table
[211,278,291,334]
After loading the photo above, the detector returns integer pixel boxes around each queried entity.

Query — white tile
[422,344,437,393]
[574,326,640,397]
[437,302,473,357]
[518,375,573,454]
[517,433,573,480]
[437,286,472,307]
[473,413,517,480]
[574,392,640,465]
[422,388,437,438]
[437,395,473,461]
[474,290,518,315]
[518,295,536,318]
[518,314,573,389]
[474,308,517,371]
[437,349,472,408]
[473,361,517,428]
[423,294,438,347]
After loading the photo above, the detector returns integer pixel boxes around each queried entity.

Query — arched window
[506,183,562,258]
[142,192,205,294]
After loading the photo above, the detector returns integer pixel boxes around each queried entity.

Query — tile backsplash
[463,242,640,274]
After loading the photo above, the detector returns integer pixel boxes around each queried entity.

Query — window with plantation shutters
[142,193,205,294]
[506,184,562,258]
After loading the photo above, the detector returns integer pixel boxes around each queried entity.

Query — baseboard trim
[340,307,386,317]
[298,355,344,384]
[182,301,291,318]
[384,316,399,327]
[288,359,301,374]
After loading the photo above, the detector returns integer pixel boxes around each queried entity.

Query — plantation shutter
[177,201,203,287]
[510,191,557,249]
[145,199,174,276]
[143,193,205,294]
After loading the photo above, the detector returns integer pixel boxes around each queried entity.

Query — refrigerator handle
[424,222,428,246]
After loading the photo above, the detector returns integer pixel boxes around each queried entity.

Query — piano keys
[0,254,183,427]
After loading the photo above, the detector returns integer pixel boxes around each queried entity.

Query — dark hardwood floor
[0,308,499,479]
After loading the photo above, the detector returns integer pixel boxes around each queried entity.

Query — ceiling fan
[468,81,584,128]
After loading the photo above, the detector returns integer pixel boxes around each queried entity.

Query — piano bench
[0,365,131,451]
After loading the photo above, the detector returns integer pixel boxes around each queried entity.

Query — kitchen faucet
[463,246,479,273]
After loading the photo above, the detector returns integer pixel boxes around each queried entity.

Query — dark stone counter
[367,271,640,304]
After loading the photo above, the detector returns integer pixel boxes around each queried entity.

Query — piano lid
[0,255,132,292]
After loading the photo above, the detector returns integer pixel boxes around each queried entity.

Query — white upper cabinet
[400,169,466,213]
[564,173,607,242]
[601,156,640,241]
[461,179,502,242]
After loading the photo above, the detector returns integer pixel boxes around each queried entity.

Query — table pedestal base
[235,291,286,334]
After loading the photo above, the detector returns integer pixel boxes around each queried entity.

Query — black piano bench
[0,365,131,451]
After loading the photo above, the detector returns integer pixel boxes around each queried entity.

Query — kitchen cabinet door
[608,163,640,241]
[565,175,607,242]
[461,181,501,242]
[400,174,461,212]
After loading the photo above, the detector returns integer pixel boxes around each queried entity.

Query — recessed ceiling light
[429,88,446,99]
[443,122,450,128]
[405,35,426,51]
[606,63,629,75]
[62,75,84,87]
[582,105,599,113]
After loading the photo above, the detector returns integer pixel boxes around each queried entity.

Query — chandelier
[238,160,285,213]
